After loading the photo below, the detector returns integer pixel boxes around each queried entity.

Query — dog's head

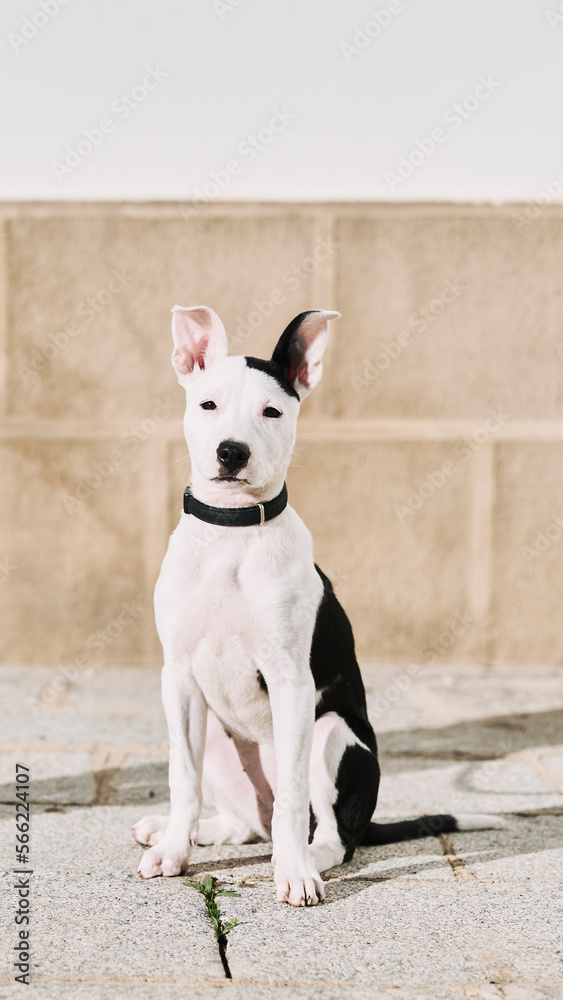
[171,306,340,506]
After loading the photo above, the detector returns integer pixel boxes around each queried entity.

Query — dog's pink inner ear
[171,306,228,377]
[286,334,315,389]
[272,310,340,397]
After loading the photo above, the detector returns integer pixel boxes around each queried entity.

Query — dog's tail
[361,813,504,846]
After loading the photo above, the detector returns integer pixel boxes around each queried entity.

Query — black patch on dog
[244,356,300,401]
[256,670,268,693]
[308,564,382,856]
[308,804,317,843]
[333,743,380,860]
[310,565,377,754]
[309,565,467,853]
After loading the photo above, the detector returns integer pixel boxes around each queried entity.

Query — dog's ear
[271,310,340,400]
[171,305,228,382]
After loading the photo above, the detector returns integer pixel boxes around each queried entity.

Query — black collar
[183,483,288,527]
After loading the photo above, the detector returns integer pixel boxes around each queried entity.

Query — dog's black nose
[217,439,250,475]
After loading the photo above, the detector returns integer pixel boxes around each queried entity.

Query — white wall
[1,0,562,201]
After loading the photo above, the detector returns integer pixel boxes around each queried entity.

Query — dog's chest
[156,520,293,741]
[156,509,321,741]
[193,639,272,743]
[190,551,273,740]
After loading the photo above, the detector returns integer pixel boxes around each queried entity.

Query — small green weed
[183,874,240,940]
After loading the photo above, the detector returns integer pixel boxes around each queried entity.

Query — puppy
[133,306,501,906]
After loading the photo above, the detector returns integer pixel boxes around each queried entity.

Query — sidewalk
[1,663,562,1000]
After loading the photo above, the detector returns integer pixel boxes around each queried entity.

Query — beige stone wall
[1,201,562,668]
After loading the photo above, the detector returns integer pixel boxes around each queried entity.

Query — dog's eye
[263,407,282,418]
[200,400,217,410]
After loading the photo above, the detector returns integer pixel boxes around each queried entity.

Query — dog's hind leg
[309,712,379,873]
[200,713,272,844]
[197,814,257,845]
[132,712,270,849]
[131,814,168,847]
[132,810,256,848]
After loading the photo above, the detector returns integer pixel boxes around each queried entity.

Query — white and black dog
[133,305,501,906]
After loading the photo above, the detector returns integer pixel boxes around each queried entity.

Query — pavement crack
[438,833,477,881]
[182,876,238,980]
[218,935,232,979]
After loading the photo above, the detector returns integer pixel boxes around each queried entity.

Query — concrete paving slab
[0,708,169,747]
[0,803,225,988]
[6,662,563,737]
[468,844,563,882]
[362,665,563,733]
[321,848,454,883]
[446,815,563,881]
[223,877,563,993]
[58,667,163,711]
[22,872,223,981]
[0,665,161,715]
[377,708,563,759]
[0,664,168,747]
[0,665,58,704]
[0,750,95,805]
[376,759,563,816]
[190,837,454,885]
[1,664,562,998]
[0,984,516,1000]
[110,754,170,806]
[184,824,563,990]
[542,756,563,782]
[0,803,150,875]
[184,842,275,883]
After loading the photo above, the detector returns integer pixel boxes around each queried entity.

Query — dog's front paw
[131,814,168,847]
[273,857,325,907]
[137,838,192,879]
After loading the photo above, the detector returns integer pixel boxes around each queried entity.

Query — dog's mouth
[213,475,250,484]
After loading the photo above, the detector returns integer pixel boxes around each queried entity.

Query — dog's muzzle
[216,439,250,476]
